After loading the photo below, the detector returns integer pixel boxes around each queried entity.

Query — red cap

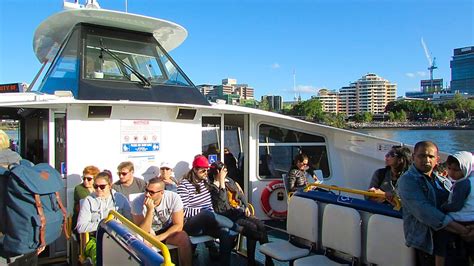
[193,155,209,168]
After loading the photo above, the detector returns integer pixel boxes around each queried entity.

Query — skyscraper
[450,46,474,95]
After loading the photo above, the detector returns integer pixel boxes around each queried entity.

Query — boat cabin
[0,3,416,265]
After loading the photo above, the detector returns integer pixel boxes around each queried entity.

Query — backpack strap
[34,194,47,249]
[55,192,70,239]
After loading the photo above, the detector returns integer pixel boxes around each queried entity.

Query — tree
[259,98,270,111]
[362,112,373,122]
[291,99,324,121]
[323,113,346,128]
[388,112,396,122]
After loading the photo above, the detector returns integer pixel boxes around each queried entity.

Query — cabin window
[83,33,193,87]
[37,29,80,96]
[258,124,330,180]
[202,116,221,160]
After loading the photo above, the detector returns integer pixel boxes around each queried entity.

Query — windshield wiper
[99,39,152,88]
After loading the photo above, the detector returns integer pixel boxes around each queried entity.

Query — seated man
[131,178,192,266]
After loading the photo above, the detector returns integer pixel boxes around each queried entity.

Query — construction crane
[421,37,438,92]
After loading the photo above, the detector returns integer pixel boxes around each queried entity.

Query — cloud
[405,71,428,78]
[270,63,280,69]
[417,71,427,77]
[282,85,323,94]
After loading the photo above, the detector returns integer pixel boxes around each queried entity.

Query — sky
[0,0,472,101]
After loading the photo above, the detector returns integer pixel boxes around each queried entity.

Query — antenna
[420,37,438,92]
[293,69,296,101]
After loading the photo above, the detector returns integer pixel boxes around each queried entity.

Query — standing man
[398,141,472,266]
[131,178,192,266]
[112,161,146,198]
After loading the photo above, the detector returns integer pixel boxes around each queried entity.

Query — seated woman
[76,170,132,233]
[72,165,100,239]
[177,155,239,266]
[208,161,274,266]
[368,145,411,204]
[76,170,132,264]
[288,153,316,192]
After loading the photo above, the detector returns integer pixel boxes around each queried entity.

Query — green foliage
[241,99,257,108]
[290,99,324,121]
[385,95,473,121]
[362,112,373,122]
[323,113,346,128]
[259,98,270,111]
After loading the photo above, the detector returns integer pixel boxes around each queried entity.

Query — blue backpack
[0,160,68,256]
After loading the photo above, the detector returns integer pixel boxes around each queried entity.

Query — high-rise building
[314,73,396,116]
[313,89,339,113]
[451,46,474,95]
[261,95,283,112]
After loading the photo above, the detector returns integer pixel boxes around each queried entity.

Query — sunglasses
[83,176,93,181]
[160,167,171,171]
[93,184,108,190]
[117,172,130,176]
[145,188,163,196]
[385,151,397,158]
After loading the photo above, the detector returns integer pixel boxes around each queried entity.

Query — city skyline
[0,0,472,101]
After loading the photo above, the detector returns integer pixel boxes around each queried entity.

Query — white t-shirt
[131,190,183,232]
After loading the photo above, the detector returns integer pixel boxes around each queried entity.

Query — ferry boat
[0,1,427,265]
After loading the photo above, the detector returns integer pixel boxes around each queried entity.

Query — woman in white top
[76,171,132,233]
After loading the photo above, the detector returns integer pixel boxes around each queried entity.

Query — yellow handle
[303,183,401,211]
[247,203,255,216]
[105,210,174,266]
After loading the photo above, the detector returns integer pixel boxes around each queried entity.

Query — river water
[354,129,474,154]
[4,128,473,154]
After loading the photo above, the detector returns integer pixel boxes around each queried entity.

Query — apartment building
[198,78,254,104]
[314,73,397,116]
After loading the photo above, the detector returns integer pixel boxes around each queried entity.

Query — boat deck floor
[38,220,289,266]
[192,220,288,266]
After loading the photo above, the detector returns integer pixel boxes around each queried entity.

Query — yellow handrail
[248,203,255,216]
[79,232,89,263]
[105,210,174,266]
[303,183,401,211]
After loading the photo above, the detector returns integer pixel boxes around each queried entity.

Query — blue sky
[0,0,472,101]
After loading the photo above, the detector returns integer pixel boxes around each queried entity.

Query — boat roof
[33,8,187,63]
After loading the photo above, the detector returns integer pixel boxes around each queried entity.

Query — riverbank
[347,121,473,130]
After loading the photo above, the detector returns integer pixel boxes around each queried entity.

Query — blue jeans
[183,210,237,265]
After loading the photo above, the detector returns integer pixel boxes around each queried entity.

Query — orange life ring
[260,180,287,219]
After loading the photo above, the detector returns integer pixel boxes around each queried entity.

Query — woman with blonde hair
[0,129,21,168]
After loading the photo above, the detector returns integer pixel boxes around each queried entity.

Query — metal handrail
[105,210,174,266]
[303,182,401,211]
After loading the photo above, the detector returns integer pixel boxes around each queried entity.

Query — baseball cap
[193,155,209,168]
[160,161,173,169]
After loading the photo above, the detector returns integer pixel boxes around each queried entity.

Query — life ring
[260,180,288,219]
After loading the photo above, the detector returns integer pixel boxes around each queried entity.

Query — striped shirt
[177,178,214,219]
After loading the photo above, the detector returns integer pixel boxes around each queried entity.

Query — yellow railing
[303,183,402,211]
[105,210,174,266]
